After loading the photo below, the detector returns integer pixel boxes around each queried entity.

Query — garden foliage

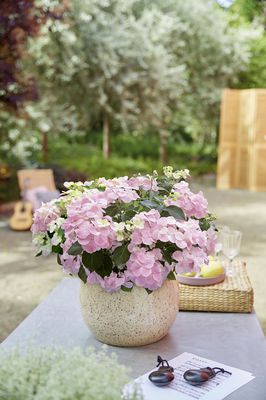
[2,0,257,163]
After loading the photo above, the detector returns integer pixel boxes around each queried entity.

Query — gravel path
[0,185,265,342]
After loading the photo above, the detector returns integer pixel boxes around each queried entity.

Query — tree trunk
[159,128,169,165]
[42,131,48,164]
[103,113,111,159]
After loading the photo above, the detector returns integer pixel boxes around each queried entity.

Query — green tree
[26,0,254,163]
[229,0,265,23]
[229,0,266,90]
[27,0,185,162]
[0,0,67,164]
[148,0,255,144]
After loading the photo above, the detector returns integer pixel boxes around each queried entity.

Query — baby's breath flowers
[0,346,142,400]
[32,168,217,293]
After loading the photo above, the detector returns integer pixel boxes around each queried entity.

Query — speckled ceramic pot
[79,280,179,347]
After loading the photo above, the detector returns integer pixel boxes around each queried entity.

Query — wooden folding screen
[217,89,266,191]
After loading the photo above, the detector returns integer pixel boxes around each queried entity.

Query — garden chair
[17,169,59,211]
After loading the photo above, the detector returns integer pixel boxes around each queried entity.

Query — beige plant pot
[79,279,179,347]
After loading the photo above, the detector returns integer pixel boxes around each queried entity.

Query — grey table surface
[2,278,266,399]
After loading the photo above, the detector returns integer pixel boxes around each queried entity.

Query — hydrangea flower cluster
[32,167,217,293]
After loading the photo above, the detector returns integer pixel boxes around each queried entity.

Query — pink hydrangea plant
[32,168,217,293]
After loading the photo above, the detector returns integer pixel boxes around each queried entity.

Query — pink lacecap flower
[172,246,208,274]
[32,174,217,292]
[60,253,81,275]
[86,271,103,285]
[62,195,117,253]
[99,175,158,193]
[128,176,158,191]
[87,271,126,292]
[130,210,161,246]
[31,201,60,233]
[126,247,172,291]
[130,212,189,250]
[165,181,208,219]
[205,228,217,255]
[59,239,81,275]
[97,177,139,203]
[177,219,207,250]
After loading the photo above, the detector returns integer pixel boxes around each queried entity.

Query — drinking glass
[215,225,230,255]
[220,230,242,276]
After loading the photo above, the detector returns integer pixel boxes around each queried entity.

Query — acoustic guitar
[9,200,33,231]
[9,177,33,231]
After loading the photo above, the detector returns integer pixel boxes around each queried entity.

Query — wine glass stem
[227,258,234,276]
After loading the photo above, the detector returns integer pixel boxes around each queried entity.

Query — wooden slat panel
[219,89,240,145]
[254,90,266,144]
[217,89,266,192]
[239,90,256,145]
[217,145,237,189]
[249,148,266,191]
[235,147,249,189]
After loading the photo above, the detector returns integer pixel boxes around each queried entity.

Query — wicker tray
[179,262,253,313]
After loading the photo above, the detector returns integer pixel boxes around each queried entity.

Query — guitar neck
[20,178,31,205]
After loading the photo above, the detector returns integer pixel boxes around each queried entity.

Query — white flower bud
[163,166,173,177]
[97,219,110,227]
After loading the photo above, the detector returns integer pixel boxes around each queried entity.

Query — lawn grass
[0,134,217,202]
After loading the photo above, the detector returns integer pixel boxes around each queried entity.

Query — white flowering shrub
[0,346,142,400]
[0,107,41,164]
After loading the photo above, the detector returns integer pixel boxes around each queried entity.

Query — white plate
[177,273,226,286]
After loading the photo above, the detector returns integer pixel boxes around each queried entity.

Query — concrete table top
[2,278,266,399]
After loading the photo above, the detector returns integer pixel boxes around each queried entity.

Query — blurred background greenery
[0,0,265,202]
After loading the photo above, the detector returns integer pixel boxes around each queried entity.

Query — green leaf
[97,186,106,192]
[140,199,159,209]
[121,285,133,292]
[156,241,176,264]
[162,205,185,220]
[35,251,42,257]
[82,251,113,278]
[156,177,174,193]
[122,209,136,221]
[78,265,87,283]
[68,241,83,256]
[156,186,169,193]
[105,204,119,217]
[151,194,164,203]
[112,244,130,266]
[82,251,104,271]
[57,254,62,266]
[52,245,63,255]
[57,227,65,237]
[199,220,211,231]
[167,271,176,280]
[155,240,165,250]
[96,254,113,278]
[162,249,174,264]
